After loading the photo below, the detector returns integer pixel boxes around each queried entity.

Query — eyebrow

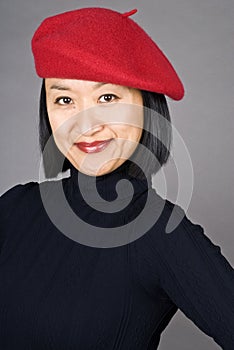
[49,82,124,91]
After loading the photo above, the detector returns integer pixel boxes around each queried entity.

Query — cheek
[121,112,143,142]
[48,115,59,133]
[47,111,72,136]
[129,126,143,143]
[116,125,143,144]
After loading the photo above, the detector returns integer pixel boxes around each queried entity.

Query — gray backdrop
[0,0,233,349]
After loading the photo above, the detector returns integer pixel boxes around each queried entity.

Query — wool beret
[31,7,184,100]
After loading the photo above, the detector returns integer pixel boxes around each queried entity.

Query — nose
[74,105,105,137]
[82,123,105,137]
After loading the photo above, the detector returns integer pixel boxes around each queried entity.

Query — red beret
[31,7,184,100]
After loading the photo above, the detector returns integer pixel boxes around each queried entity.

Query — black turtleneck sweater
[0,162,233,350]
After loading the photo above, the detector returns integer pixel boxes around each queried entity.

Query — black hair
[39,79,172,179]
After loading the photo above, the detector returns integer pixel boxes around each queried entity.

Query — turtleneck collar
[64,160,152,203]
[58,160,158,232]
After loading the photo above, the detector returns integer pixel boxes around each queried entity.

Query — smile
[75,139,113,153]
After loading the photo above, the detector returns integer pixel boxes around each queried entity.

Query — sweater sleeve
[142,202,234,349]
[0,183,35,253]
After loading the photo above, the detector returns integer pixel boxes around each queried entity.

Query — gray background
[0,0,233,349]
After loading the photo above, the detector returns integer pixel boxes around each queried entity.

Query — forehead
[45,78,131,92]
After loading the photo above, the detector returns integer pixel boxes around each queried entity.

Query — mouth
[75,139,113,153]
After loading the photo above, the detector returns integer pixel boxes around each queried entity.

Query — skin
[45,78,144,176]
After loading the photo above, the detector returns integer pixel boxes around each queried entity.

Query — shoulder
[0,179,65,252]
[0,177,68,221]
[157,191,205,235]
[147,190,204,238]
[161,198,211,246]
[0,181,40,221]
[0,181,39,200]
[137,194,233,281]
[144,193,228,271]
[144,191,219,256]
[0,181,39,204]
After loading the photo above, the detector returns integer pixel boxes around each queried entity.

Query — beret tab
[122,9,138,17]
[31,7,184,100]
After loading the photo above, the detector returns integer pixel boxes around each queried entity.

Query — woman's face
[45,78,144,176]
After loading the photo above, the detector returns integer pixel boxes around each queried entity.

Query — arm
[144,202,234,349]
[0,183,34,253]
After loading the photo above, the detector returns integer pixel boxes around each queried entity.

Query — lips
[75,139,113,153]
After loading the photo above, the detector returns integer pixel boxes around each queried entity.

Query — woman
[0,7,233,350]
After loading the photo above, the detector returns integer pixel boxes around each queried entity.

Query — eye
[55,96,73,105]
[98,94,118,103]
